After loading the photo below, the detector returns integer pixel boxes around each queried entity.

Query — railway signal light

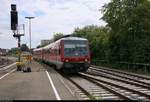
[11,4,18,30]
[11,4,16,11]
[10,4,24,71]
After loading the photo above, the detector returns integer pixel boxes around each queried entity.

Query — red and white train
[33,36,91,73]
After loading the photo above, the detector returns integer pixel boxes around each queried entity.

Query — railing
[91,60,150,74]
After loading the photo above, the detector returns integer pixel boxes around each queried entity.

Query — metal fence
[91,60,150,74]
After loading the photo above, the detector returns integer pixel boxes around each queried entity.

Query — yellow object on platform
[16,61,25,66]
[26,55,32,61]
[16,51,21,56]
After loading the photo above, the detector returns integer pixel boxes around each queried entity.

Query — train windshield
[63,40,89,57]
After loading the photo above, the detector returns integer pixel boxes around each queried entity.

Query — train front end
[61,38,91,73]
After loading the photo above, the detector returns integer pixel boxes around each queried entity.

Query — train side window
[49,48,51,55]
[58,45,61,55]
[58,49,61,55]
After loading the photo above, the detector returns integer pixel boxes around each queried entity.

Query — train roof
[60,37,87,41]
[33,37,88,51]
[43,42,55,49]
[33,47,43,51]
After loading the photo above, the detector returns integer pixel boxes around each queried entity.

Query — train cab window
[63,40,89,57]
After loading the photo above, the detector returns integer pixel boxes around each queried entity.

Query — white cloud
[0,0,110,49]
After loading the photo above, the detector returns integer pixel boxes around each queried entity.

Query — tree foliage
[101,0,150,63]
[8,47,19,55]
[72,0,150,64]
[53,32,64,41]
[72,25,110,59]
[20,44,29,51]
[36,32,64,48]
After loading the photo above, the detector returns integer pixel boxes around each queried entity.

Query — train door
[56,42,59,63]
[56,45,58,64]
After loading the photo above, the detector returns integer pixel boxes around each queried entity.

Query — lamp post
[25,16,34,71]
[25,17,34,51]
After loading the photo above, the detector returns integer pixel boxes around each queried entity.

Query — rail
[79,72,150,100]
[91,60,150,74]
[0,57,13,68]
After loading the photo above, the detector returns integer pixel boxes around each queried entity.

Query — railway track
[0,62,16,81]
[42,62,129,100]
[89,66,150,89]
[64,74,129,100]
[43,62,150,100]
[85,66,150,100]
[0,57,15,69]
[90,65,150,83]
[53,66,150,100]
[78,72,150,100]
[87,69,150,89]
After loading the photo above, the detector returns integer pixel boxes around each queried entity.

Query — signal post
[10,4,24,71]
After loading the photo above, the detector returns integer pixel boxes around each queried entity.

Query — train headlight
[65,59,69,62]
[85,59,88,62]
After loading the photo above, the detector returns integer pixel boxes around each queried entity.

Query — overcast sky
[0,0,110,49]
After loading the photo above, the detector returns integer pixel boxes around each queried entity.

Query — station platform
[0,61,77,100]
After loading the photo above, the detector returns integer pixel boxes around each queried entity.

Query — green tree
[72,25,110,60]
[20,44,29,51]
[8,47,19,56]
[53,32,64,41]
[36,45,41,48]
[101,0,150,63]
